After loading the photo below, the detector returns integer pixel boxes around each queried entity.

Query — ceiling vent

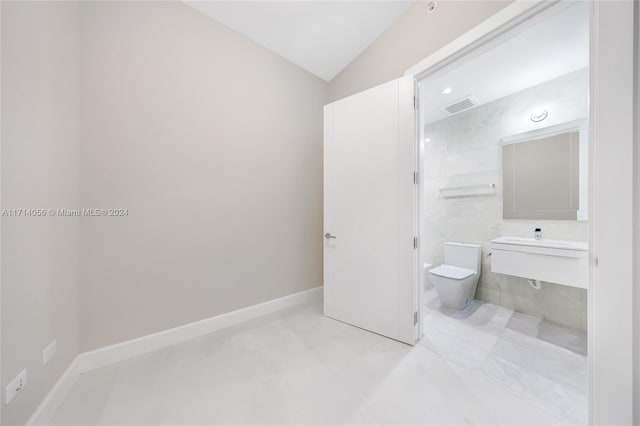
[442,96,477,115]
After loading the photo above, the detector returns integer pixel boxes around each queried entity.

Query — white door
[323,76,419,345]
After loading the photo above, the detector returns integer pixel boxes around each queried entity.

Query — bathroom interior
[418,2,589,425]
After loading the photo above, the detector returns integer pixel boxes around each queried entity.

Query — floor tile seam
[275,316,390,423]
[441,351,571,425]
[477,355,577,425]
[424,325,501,355]
[486,346,588,398]
[419,340,490,373]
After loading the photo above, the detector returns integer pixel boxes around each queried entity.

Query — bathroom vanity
[490,236,588,289]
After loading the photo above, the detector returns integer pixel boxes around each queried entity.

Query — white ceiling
[183,1,414,81]
[420,2,590,124]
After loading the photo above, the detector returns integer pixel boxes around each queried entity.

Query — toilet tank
[443,242,482,272]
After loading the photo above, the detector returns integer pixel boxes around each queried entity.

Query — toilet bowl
[428,242,482,310]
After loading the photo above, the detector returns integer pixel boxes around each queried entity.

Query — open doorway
[323,1,634,423]
[415,2,589,424]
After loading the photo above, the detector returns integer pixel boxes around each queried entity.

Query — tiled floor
[51,300,567,426]
[422,288,588,425]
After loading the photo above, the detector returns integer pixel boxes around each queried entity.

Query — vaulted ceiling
[183,1,414,81]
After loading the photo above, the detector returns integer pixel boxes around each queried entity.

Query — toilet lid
[429,264,475,280]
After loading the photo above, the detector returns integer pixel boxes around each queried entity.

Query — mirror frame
[501,118,589,221]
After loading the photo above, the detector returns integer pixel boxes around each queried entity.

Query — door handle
[324,232,336,240]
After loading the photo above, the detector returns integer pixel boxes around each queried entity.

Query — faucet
[534,228,542,240]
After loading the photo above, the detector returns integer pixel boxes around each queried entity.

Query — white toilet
[428,242,482,310]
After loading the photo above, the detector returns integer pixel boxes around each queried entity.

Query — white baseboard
[25,357,82,426]
[77,286,322,373]
[25,286,322,425]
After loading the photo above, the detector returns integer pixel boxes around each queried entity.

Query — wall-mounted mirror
[502,119,588,221]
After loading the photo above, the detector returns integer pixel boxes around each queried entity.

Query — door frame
[404,1,637,424]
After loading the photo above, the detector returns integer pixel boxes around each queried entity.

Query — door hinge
[413,171,419,184]
[413,236,418,249]
[414,311,418,325]
[413,96,419,110]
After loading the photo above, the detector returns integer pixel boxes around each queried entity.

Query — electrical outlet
[5,369,27,404]
[43,339,57,365]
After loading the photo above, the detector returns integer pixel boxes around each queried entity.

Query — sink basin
[490,236,588,289]
[491,236,588,251]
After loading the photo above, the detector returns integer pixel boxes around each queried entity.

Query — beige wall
[328,1,511,102]
[1,2,81,425]
[78,1,328,350]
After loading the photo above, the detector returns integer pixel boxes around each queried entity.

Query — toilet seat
[429,264,475,280]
